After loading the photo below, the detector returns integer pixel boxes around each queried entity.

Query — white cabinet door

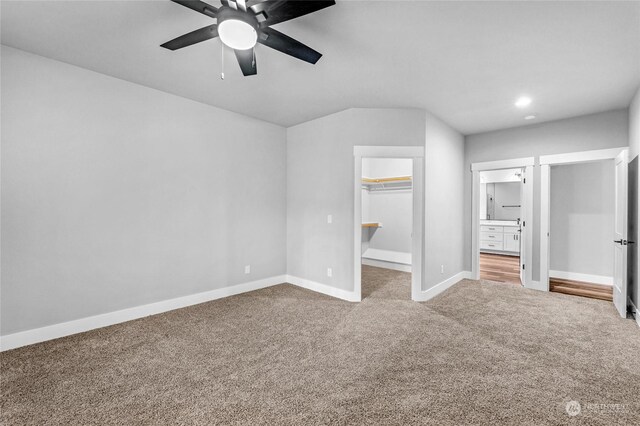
[504,233,520,252]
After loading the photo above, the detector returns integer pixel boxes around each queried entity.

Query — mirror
[485,182,521,220]
[479,168,523,221]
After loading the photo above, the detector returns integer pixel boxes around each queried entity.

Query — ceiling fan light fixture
[217,9,258,50]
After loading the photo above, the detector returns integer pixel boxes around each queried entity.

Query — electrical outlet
[327,214,333,224]
[327,267,332,278]
[244,265,251,274]
[440,264,444,274]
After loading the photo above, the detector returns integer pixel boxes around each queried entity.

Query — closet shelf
[362,176,411,183]
[362,176,412,192]
[362,222,382,228]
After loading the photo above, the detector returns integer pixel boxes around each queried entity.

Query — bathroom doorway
[478,168,524,285]
[471,157,534,289]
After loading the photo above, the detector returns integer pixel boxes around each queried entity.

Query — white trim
[362,258,412,273]
[413,271,472,302]
[526,280,546,291]
[471,157,535,171]
[629,298,640,328]
[362,248,411,265]
[286,275,360,302]
[354,146,424,302]
[539,148,628,298]
[353,146,424,158]
[0,275,287,352]
[471,158,534,287]
[540,148,626,166]
[549,270,613,286]
[471,170,481,279]
[540,164,551,291]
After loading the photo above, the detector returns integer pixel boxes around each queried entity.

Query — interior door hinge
[522,264,525,270]
[523,178,526,184]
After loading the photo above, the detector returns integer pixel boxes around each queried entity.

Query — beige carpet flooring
[2,265,640,425]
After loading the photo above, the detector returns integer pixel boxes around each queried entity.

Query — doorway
[353,146,424,301]
[471,157,534,288]
[478,168,524,285]
[540,148,629,317]
[360,158,413,299]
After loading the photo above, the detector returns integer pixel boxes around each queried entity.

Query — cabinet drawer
[480,241,504,251]
[481,225,503,232]
[503,226,520,233]
[481,231,502,241]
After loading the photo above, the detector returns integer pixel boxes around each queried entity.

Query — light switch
[327,214,333,224]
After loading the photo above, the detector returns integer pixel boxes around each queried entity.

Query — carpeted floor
[2,265,639,425]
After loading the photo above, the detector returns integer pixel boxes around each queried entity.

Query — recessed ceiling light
[524,115,536,120]
[515,96,532,108]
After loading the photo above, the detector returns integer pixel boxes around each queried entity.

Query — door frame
[539,147,628,291]
[471,157,535,287]
[353,146,425,301]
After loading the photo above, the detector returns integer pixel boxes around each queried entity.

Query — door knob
[614,240,624,244]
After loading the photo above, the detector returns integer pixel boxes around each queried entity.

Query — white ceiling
[1,0,639,134]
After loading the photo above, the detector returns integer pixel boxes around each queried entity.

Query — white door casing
[471,157,534,287]
[353,146,425,301]
[539,147,628,305]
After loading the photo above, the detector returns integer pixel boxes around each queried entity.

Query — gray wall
[425,112,465,290]
[550,162,614,277]
[465,109,629,281]
[629,87,640,310]
[286,108,425,292]
[1,46,287,335]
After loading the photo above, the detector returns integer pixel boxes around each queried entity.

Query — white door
[519,169,526,285]
[613,150,629,318]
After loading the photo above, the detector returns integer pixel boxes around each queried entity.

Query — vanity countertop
[480,220,520,227]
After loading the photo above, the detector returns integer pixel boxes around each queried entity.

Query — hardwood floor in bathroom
[479,253,521,285]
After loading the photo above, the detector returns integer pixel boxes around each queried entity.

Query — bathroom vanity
[480,220,521,255]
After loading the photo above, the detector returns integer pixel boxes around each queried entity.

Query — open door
[613,150,629,318]
[519,168,527,286]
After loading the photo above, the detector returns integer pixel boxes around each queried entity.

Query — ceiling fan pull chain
[220,42,225,80]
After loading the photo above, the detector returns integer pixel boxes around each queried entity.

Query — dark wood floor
[480,253,521,285]
[549,278,613,301]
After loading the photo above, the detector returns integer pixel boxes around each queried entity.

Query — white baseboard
[549,270,613,286]
[525,280,547,291]
[285,275,360,302]
[413,271,472,302]
[0,275,287,352]
[362,248,411,265]
[362,258,412,273]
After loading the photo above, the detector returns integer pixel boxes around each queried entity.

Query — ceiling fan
[161,0,335,76]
